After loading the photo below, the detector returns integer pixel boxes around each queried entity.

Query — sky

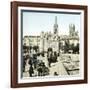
[22,10,81,37]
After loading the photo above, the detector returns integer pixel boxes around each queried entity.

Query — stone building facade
[23,16,79,53]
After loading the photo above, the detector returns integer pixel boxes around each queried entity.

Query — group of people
[23,49,50,77]
[22,47,59,77]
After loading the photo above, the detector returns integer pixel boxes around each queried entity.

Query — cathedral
[23,16,79,53]
[40,16,59,52]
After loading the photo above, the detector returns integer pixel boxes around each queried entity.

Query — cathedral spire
[54,16,58,34]
[55,16,57,25]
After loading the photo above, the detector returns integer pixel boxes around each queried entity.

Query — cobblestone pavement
[23,54,68,77]
[49,60,68,75]
[23,54,79,77]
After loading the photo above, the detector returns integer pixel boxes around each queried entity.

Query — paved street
[49,60,68,75]
[43,53,68,75]
[23,53,68,77]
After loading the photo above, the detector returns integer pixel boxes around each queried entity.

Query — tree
[71,43,75,53]
[74,43,79,54]
[70,43,79,54]
[64,40,70,53]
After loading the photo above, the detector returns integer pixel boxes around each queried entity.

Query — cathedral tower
[54,16,58,34]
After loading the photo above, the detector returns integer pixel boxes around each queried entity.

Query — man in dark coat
[29,65,34,77]
[47,51,52,67]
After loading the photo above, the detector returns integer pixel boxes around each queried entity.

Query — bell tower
[54,16,58,34]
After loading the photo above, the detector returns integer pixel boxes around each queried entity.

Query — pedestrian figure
[42,63,49,76]
[37,65,43,76]
[33,50,37,69]
[54,72,58,76]
[53,51,58,62]
[47,51,52,67]
[29,65,34,77]
[37,60,44,76]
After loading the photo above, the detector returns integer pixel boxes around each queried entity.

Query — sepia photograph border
[11,1,88,88]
